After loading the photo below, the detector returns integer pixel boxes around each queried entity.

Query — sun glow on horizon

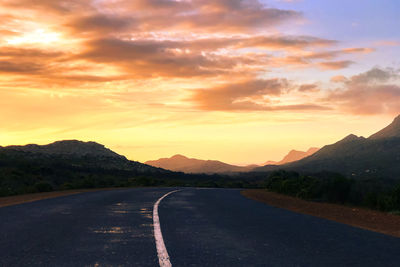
[0,0,399,164]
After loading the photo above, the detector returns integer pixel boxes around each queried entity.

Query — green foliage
[1,146,399,216]
[34,181,53,192]
[264,170,400,212]
[323,176,353,204]
[0,148,268,197]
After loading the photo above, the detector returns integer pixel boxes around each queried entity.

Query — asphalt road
[1,188,400,266]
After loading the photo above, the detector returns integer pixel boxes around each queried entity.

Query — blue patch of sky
[259,0,400,84]
[266,0,399,41]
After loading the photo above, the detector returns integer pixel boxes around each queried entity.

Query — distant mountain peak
[145,154,254,174]
[341,134,360,142]
[369,114,400,140]
[307,147,320,154]
[170,154,189,159]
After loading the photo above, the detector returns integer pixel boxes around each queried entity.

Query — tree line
[264,170,400,213]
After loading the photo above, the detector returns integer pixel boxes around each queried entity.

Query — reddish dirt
[242,189,400,238]
[0,188,126,208]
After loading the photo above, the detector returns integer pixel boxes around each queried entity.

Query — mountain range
[145,147,319,174]
[255,115,400,180]
[145,154,256,174]
[2,114,400,197]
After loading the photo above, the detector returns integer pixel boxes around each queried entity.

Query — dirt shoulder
[0,188,126,208]
[242,189,400,238]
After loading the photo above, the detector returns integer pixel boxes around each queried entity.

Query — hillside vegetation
[0,141,264,196]
[264,170,400,213]
[2,115,400,214]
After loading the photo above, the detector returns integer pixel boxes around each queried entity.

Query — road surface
[0,188,399,266]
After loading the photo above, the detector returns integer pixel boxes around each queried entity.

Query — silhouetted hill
[264,147,319,165]
[0,140,267,197]
[146,148,320,173]
[5,140,125,159]
[0,140,178,196]
[0,140,158,172]
[146,154,256,174]
[369,115,400,139]
[254,115,400,180]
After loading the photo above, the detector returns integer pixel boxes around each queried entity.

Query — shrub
[34,181,53,192]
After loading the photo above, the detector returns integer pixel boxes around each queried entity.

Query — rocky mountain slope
[264,147,319,165]
[255,115,400,180]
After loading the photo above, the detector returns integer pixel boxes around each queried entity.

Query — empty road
[1,188,400,266]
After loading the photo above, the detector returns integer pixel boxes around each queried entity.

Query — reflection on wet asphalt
[160,188,400,267]
[1,188,400,267]
[0,188,173,266]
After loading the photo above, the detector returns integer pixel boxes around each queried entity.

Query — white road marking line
[153,190,180,267]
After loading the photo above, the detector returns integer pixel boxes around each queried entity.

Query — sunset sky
[0,0,399,165]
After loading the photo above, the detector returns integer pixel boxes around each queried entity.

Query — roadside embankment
[242,189,400,238]
[0,188,127,208]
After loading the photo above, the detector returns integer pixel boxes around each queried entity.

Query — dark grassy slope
[255,115,400,180]
[0,140,264,197]
[250,115,400,212]
[0,140,169,196]
[276,136,400,179]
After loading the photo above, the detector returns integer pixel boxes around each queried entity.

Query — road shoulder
[242,189,400,238]
[0,188,127,208]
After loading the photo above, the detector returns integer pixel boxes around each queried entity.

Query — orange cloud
[326,68,400,115]
[304,48,374,60]
[0,46,128,87]
[373,40,400,47]
[341,47,375,54]
[75,37,280,78]
[0,0,372,86]
[1,0,90,13]
[234,35,337,50]
[317,60,354,70]
[298,84,319,92]
[330,75,347,83]
[271,47,373,69]
[0,47,63,75]
[4,0,301,33]
[118,0,302,32]
[0,0,383,117]
[190,79,329,111]
[66,14,135,35]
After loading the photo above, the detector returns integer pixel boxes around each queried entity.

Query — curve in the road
[153,190,180,267]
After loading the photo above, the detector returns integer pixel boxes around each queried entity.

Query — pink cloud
[326,68,400,115]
